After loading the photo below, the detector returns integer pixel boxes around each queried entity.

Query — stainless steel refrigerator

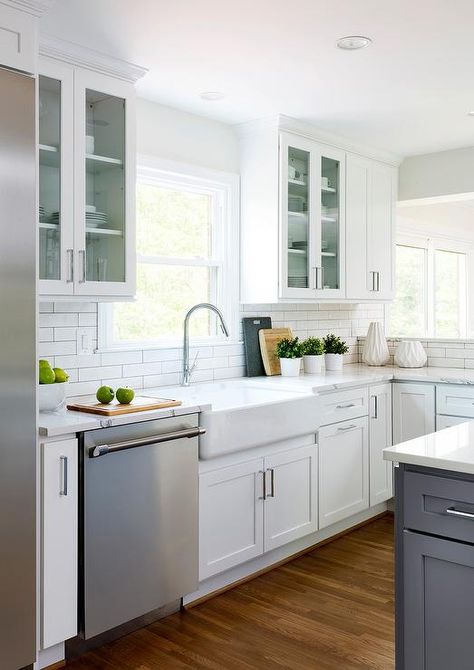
[0,66,37,669]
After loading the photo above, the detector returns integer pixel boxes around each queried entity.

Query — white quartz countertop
[39,363,474,438]
[384,421,474,475]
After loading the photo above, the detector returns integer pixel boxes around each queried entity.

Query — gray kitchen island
[384,422,474,670]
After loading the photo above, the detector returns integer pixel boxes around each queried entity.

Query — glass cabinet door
[39,75,62,281]
[83,87,126,284]
[319,152,342,292]
[286,145,311,290]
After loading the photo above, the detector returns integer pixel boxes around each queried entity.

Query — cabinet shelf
[322,215,337,223]
[288,211,308,219]
[288,178,306,187]
[288,248,307,255]
[322,186,337,194]
[39,144,60,168]
[39,144,58,153]
[39,222,59,230]
[86,153,123,166]
[321,251,336,257]
[86,227,122,236]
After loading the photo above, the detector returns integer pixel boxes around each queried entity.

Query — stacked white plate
[86,211,108,228]
[50,211,60,226]
[39,205,46,221]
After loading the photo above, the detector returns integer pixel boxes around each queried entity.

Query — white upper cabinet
[346,154,397,301]
[38,47,145,299]
[0,3,37,73]
[239,117,399,304]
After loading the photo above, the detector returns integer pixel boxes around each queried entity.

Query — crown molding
[39,34,148,84]
[235,114,403,167]
[0,0,55,17]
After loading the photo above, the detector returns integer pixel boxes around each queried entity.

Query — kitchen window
[389,233,470,338]
[99,157,239,349]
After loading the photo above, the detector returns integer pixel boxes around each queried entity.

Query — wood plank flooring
[65,515,395,670]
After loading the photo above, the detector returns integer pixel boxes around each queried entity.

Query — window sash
[390,234,470,339]
[98,156,240,351]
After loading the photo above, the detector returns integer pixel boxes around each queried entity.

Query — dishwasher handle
[89,426,206,458]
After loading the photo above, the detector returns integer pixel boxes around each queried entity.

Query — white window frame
[389,228,473,338]
[98,156,240,351]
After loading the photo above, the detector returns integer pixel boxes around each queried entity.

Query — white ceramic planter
[362,322,389,366]
[394,340,427,368]
[39,382,68,412]
[325,353,344,371]
[303,354,323,374]
[279,357,302,377]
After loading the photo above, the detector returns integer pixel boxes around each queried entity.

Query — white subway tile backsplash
[39,313,79,328]
[79,365,123,382]
[39,328,54,342]
[39,341,77,357]
[123,362,162,377]
[101,350,142,366]
[78,313,97,327]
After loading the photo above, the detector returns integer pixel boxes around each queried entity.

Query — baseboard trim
[186,509,391,609]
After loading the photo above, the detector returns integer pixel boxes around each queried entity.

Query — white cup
[85,135,95,154]
[321,177,329,188]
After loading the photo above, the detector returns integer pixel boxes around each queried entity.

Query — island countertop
[384,421,474,475]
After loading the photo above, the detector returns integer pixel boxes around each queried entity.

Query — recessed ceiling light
[336,35,372,50]
[200,91,225,101]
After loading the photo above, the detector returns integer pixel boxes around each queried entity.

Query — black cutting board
[242,316,272,377]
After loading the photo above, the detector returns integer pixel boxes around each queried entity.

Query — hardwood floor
[65,515,395,670]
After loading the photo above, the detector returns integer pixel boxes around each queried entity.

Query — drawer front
[320,387,369,426]
[404,470,474,543]
[436,414,473,431]
[437,384,474,418]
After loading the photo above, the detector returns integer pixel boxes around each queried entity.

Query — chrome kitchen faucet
[182,303,230,386]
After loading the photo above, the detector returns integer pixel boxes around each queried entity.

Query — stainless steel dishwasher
[79,414,203,641]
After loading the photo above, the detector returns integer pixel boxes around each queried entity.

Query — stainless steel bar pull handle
[376,271,380,292]
[90,426,206,458]
[371,395,378,419]
[269,468,275,498]
[259,470,266,500]
[336,403,356,409]
[446,507,474,520]
[60,455,68,496]
[338,424,357,431]
[370,271,375,291]
[79,249,86,283]
[66,249,74,283]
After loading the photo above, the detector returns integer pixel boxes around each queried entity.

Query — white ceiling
[40,0,474,157]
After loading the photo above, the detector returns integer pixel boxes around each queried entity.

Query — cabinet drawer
[437,385,474,418]
[404,470,474,544]
[436,414,473,431]
[320,387,369,426]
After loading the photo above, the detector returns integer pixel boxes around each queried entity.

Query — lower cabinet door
[199,458,264,580]
[318,417,369,529]
[369,383,393,506]
[41,439,78,649]
[264,444,318,552]
[403,530,474,670]
[392,382,435,444]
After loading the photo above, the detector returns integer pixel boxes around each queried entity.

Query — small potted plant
[275,337,303,377]
[323,334,349,371]
[301,337,324,374]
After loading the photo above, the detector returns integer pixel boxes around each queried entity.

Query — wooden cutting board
[67,395,182,416]
[258,327,293,376]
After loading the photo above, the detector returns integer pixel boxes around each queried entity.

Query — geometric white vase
[394,340,427,368]
[362,322,390,366]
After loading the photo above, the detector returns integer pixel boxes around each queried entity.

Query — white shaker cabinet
[346,154,397,301]
[0,4,36,73]
[369,383,393,505]
[199,443,318,580]
[199,458,264,580]
[318,416,369,529]
[263,444,318,552]
[41,438,78,649]
[392,382,435,444]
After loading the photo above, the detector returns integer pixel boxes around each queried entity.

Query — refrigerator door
[0,67,37,669]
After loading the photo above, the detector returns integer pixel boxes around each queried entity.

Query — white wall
[399,146,474,201]
[136,98,239,173]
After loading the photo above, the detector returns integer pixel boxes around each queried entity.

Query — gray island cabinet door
[403,530,474,670]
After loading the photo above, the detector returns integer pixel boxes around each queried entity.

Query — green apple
[96,386,115,404]
[39,366,55,384]
[116,387,135,404]
[53,367,69,383]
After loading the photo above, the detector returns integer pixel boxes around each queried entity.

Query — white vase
[362,322,389,366]
[279,357,302,377]
[303,354,323,374]
[394,341,427,368]
[325,353,344,371]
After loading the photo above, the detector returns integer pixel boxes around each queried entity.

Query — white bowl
[39,382,68,412]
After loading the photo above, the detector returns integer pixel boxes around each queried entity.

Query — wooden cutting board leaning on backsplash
[258,327,293,375]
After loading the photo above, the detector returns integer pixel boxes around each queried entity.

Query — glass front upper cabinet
[83,87,126,284]
[319,152,342,292]
[39,75,61,282]
[286,144,311,291]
